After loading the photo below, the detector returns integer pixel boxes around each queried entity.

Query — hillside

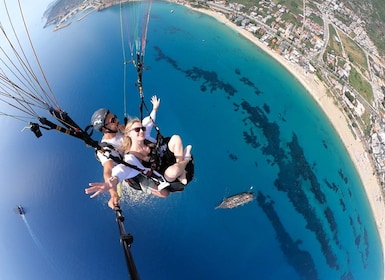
[344,0,385,58]
[43,0,84,27]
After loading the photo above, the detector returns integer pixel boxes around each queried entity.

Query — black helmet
[91,108,109,131]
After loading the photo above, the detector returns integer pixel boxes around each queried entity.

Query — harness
[31,108,166,187]
[95,142,123,163]
[147,134,164,172]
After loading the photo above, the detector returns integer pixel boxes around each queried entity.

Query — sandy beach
[183,3,385,271]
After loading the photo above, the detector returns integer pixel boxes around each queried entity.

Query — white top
[96,132,124,165]
[142,110,157,143]
[112,153,169,191]
[96,109,157,166]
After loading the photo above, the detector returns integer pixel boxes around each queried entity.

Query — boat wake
[21,215,45,254]
[21,215,64,276]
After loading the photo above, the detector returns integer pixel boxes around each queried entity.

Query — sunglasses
[130,126,146,132]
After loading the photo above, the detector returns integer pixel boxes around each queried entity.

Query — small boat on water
[215,192,254,209]
[17,205,25,216]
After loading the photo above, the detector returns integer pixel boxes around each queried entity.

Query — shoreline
[182,3,385,273]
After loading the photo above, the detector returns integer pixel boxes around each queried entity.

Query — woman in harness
[111,117,193,197]
[86,96,160,207]
[86,97,194,199]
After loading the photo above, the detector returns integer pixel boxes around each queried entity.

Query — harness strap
[38,117,99,148]
[37,110,164,185]
[98,146,168,186]
[149,132,164,172]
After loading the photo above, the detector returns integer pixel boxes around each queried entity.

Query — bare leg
[164,136,192,183]
[176,145,192,184]
[164,161,189,182]
[183,145,192,160]
[167,135,184,162]
[151,188,170,198]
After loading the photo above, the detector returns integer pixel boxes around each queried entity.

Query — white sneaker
[184,145,192,161]
[158,181,170,191]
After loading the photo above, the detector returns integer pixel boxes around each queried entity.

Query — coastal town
[193,0,385,188]
[47,0,385,192]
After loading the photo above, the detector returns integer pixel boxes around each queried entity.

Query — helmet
[91,108,109,131]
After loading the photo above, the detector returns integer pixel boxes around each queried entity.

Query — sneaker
[158,181,170,191]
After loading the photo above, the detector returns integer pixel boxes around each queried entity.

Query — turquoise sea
[0,1,383,279]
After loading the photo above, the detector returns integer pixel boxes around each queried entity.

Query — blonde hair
[120,118,141,154]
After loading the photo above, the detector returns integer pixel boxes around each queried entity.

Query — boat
[17,205,25,216]
[215,192,254,209]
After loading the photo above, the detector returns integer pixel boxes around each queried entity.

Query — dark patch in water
[357,215,362,226]
[239,76,263,95]
[257,192,318,279]
[363,229,369,268]
[341,271,355,280]
[322,139,328,149]
[243,127,260,149]
[278,113,286,122]
[153,44,371,276]
[228,152,238,161]
[324,207,340,247]
[324,179,339,192]
[355,235,361,246]
[240,76,255,87]
[154,46,263,97]
[154,46,237,96]
[338,168,349,184]
[263,103,270,114]
[240,100,340,269]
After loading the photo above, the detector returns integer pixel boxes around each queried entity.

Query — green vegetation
[337,31,368,75]
[354,109,372,137]
[349,66,373,105]
[280,12,300,27]
[345,91,355,104]
[326,25,343,57]
[228,0,261,10]
[307,1,320,12]
[266,16,275,27]
[367,28,385,56]
[337,58,346,68]
[333,13,352,27]
[308,13,323,27]
[344,0,385,57]
[276,0,303,16]
[362,111,372,136]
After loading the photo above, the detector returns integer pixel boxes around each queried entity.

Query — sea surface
[0,2,383,280]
